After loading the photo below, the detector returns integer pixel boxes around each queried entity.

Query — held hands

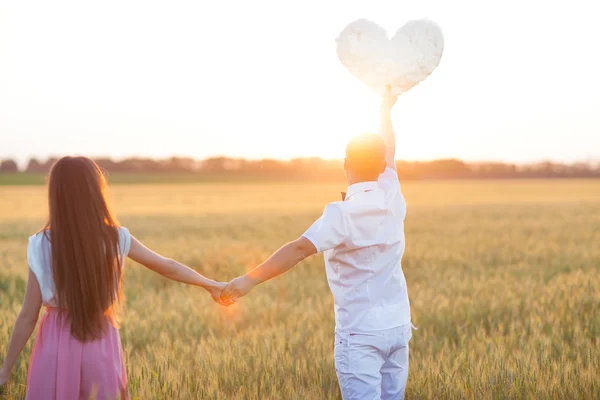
[219,275,256,306]
[205,275,256,307]
[206,281,231,306]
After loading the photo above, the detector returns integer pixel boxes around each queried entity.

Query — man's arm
[220,237,317,303]
[380,87,398,170]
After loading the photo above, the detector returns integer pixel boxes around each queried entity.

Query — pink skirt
[26,308,128,400]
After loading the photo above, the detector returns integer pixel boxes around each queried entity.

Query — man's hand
[220,275,256,304]
[380,85,398,169]
[381,86,398,114]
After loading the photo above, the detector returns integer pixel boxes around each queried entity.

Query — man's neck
[347,176,377,186]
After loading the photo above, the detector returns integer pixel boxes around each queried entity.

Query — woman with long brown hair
[0,157,226,399]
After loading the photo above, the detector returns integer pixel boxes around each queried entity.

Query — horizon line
[2,154,600,168]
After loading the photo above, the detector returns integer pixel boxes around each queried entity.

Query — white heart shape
[336,19,444,96]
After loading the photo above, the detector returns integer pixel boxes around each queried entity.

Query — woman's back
[27,228,131,308]
[1,156,225,400]
[23,157,130,400]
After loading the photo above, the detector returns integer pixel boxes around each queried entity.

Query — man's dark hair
[345,133,387,180]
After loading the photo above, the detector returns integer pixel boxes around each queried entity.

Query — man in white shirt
[221,90,412,400]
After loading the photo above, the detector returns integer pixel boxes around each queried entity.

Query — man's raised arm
[380,88,398,170]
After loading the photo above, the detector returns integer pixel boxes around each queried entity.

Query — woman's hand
[0,367,10,387]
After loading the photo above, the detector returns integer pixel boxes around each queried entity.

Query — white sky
[1,0,599,166]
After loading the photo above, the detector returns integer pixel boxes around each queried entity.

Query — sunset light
[1,1,598,165]
[0,1,598,399]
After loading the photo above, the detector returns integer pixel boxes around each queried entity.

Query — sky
[1,0,599,167]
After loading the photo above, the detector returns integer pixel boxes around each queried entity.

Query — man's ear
[344,158,349,171]
[380,161,386,174]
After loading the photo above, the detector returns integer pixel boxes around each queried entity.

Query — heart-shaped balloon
[336,19,444,96]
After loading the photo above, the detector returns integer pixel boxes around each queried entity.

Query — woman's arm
[0,270,42,386]
[127,236,226,304]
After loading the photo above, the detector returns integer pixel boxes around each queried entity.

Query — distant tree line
[1,156,599,179]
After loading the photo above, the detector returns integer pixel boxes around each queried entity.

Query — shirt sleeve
[27,234,42,281]
[118,227,132,259]
[378,167,400,194]
[302,203,348,253]
[27,233,52,304]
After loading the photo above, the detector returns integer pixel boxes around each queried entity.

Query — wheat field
[1,179,599,399]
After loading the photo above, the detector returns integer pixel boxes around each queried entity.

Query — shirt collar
[344,181,378,201]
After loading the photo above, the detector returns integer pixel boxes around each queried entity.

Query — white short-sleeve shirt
[27,227,131,307]
[303,168,410,333]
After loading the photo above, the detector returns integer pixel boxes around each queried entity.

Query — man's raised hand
[381,85,398,113]
[380,85,399,169]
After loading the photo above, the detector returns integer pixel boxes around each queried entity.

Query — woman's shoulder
[116,226,132,258]
[27,230,51,273]
[116,226,130,242]
[28,230,50,248]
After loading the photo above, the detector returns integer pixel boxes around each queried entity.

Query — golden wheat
[1,179,599,399]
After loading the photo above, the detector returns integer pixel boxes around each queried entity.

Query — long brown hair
[44,156,123,341]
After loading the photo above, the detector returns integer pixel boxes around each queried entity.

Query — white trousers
[334,324,412,400]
